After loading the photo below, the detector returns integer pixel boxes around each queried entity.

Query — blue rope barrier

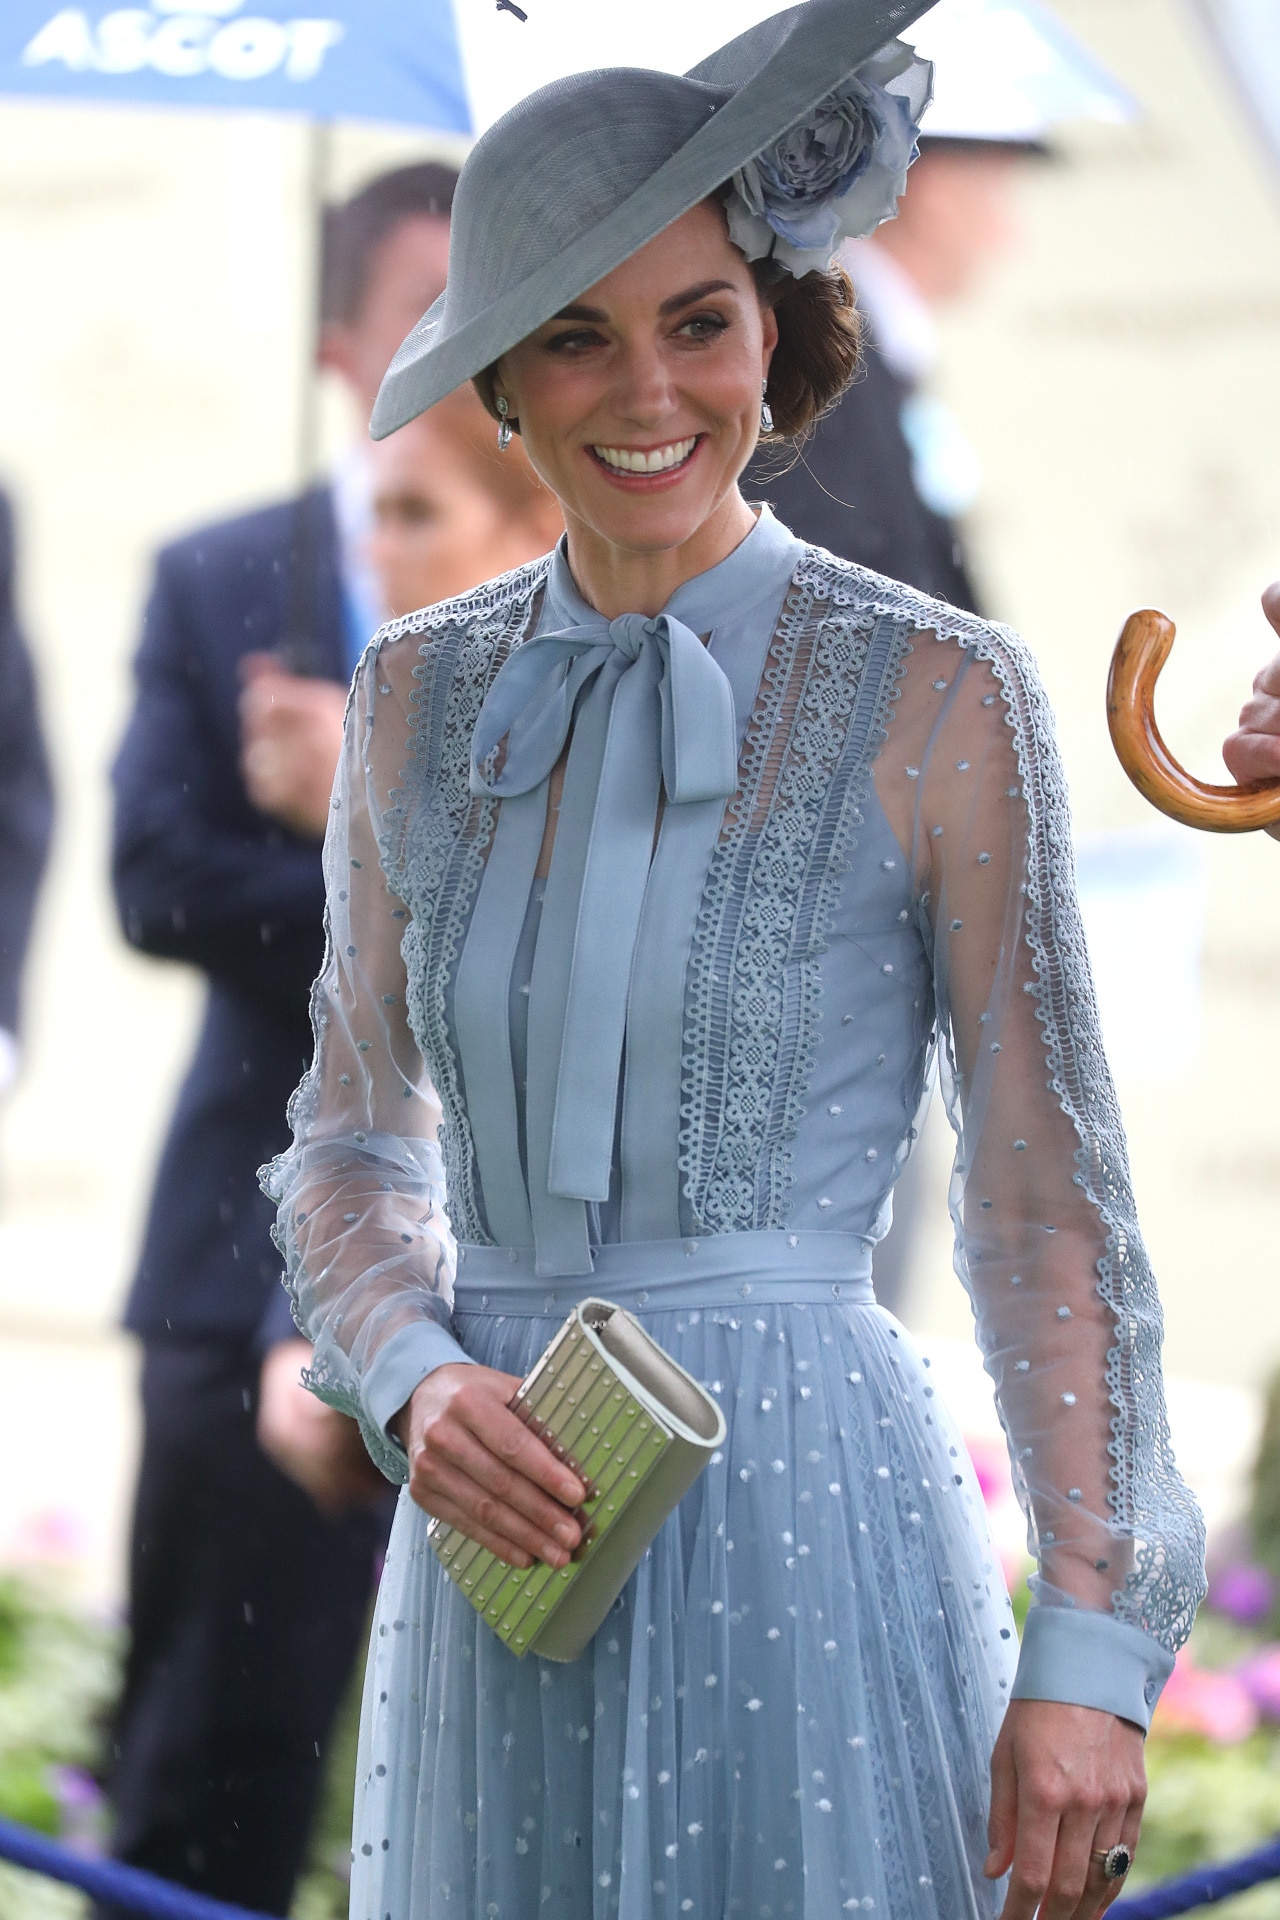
[0,1816,274,1920]
[0,1806,1278,1920]
[1110,1835,1280,1918]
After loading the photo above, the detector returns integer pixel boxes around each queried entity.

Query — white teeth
[593,437,697,473]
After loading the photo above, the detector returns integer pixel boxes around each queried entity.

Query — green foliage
[1249,1367,1280,1638]
[1133,1731,1280,1918]
[0,1572,117,1818]
[0,1571,118,1920]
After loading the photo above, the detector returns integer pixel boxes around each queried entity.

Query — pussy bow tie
[469,612,738,1221]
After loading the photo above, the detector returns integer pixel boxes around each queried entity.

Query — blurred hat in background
[1191,0,1280,174]
[904,0,1136,146]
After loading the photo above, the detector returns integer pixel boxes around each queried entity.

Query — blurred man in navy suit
[106,163,457,1917]
[745,138,1018,615]
[0,489,53,1115]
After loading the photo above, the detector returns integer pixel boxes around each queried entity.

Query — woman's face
[368,408,555,618]
[493,201,777,560]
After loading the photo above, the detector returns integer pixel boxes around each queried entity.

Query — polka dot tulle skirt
[349,1300,1016,1920]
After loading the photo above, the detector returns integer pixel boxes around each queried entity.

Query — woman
[265,3,1205,1916]
[367,395,563,620]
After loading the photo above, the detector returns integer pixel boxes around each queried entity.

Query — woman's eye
[677,311,731,341]
[543,328,605,353]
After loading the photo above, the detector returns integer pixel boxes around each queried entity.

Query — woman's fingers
[985,1720,1019,1881]
[996,1794,1059,1920]
[989,1703,1147,1920]
[464,1383,588,1508]
[401,1363,589,1561]
[418,1480,539,1568]
[412,1450,571,1567]
[1091,1795,1145,1916]
[1044,1801,1125,1920]
[418,1404,584,1549]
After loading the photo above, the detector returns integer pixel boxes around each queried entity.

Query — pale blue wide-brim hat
[371,0,934,439]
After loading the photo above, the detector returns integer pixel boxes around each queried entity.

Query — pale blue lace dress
[264,508,1205,1920]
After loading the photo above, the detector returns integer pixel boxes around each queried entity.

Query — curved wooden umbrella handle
[1107,608,1280,833]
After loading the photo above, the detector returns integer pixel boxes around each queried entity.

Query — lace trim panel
[809,555,1205,1653]
[681,551,914,1234]
[377,560,550,1247]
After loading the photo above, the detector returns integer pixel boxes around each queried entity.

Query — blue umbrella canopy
[1193,0,1280,176]
[2,0,471,125]
[2,0,1137,140]
[0,0,802,130]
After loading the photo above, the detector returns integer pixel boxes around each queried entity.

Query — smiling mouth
[589,435,701,476]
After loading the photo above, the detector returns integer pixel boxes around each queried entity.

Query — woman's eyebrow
[658,278,736,315]
[549,279,738,325]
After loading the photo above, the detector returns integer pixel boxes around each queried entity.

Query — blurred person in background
[745,136,1017,610]
[364,396,563,623]
[745,0,1133,606]
[0,488,54,1125]
[104,163,464,1919]
[746,5,1133,1314]
[249,403,562,1492]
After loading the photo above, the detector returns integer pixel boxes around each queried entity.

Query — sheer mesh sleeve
[874,620,1205,1726]
[261,635,469,1485]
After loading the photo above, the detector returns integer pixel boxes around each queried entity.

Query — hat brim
[371,0,934,439]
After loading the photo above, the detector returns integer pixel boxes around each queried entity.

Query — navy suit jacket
[745,328,980,615]
[0,490,54,1038]
[113,487,348,1342]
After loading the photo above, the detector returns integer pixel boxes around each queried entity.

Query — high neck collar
[542,504,803,639]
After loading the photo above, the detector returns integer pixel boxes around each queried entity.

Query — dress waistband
[453,1229,877,1315]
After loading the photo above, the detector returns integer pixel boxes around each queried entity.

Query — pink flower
[1152,1649,1259,1744]
[965,1436,1010,1504]
[1239,1646,1280,1720]
[1209,1561,1274,1627]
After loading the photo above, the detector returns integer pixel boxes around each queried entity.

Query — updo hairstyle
[751,257,861,440]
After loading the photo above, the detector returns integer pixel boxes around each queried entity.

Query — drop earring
[759,379,774,434]
[496,395,512,451]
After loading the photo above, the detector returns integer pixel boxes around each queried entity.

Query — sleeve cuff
[360,1317,475,1443]
[1011,1606,1175,1733]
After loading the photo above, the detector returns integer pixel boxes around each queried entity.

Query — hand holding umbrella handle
[1106,608,1280,833]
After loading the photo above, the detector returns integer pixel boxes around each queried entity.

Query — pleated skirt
[349,1269,1016,1920]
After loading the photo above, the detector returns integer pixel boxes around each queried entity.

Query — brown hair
[321,163,459,326]
[753,260,862,439]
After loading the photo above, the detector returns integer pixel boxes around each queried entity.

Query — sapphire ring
[1092,1845,1133,1881]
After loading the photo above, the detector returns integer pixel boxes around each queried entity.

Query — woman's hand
[986,1700,1146,1919]
[396,1363,587,1568]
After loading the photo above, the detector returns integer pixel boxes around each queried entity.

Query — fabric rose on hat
[723,40,933,277]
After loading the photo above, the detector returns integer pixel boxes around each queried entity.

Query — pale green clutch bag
[428,1298,727,1662]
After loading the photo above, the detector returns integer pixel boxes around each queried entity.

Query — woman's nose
[609,342,677,425]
